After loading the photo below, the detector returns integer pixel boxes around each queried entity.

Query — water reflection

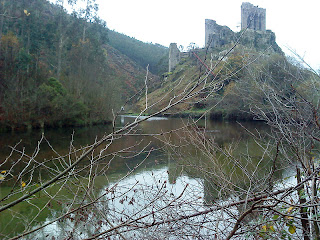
[0,116,277,238]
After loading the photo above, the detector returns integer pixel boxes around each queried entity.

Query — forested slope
[0,0,165,130]
[108,30,168,75]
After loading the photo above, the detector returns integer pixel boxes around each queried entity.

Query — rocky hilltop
[135,3,313,121]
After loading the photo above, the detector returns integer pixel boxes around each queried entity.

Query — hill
[0,0,165,130]
[108,30,168,75]
[136,31,315,121]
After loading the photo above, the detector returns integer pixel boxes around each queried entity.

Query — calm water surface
[0,116,280,239]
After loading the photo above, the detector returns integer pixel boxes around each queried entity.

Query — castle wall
[205,19,234,49]
[169,43,180,72]
[241,2,266,31]
[168,2,273,72]
[205,19,216,48]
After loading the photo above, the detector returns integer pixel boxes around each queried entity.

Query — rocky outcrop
[238,30,283,54]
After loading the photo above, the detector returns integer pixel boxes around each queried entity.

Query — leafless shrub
[1,42,320,240]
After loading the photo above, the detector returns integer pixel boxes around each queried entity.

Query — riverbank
[154,108,257,121]
[0,119,112,133]
[0,107,259,133]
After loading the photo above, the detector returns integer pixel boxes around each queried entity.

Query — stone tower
[241,2,266,31]
[205,19,234,49]
[169,43,180,72]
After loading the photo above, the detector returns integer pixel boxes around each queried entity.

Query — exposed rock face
[238,30,282,54]
[205,19,234,49]
[204,18,280,54]
[241,2,266,32]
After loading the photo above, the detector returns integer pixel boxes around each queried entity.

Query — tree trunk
[296,167,310,240]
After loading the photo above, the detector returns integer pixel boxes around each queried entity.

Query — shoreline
[0,110,263,133]
[0,119,112,133]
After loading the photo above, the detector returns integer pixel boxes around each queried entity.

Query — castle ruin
[168,43,190,72]
[205,19,234,49]
[241,2,266,31]
[169,2,273,72]
[168,43,180,72]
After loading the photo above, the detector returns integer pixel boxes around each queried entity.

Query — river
[0,116,286,239]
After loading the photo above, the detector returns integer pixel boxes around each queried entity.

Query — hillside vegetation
[0,0,166,130]
[108,30,168,75]
[137,41,316,121]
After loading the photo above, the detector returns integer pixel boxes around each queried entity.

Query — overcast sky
[95,0,320,70]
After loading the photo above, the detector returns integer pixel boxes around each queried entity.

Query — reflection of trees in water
[0,117,282,238]
[164,122,283,206]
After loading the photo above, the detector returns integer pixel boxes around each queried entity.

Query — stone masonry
[169,2,275,71]
[168,43,180,72]
[241,2,266,31]
[168,43,190,72]
[205,19,234,49]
